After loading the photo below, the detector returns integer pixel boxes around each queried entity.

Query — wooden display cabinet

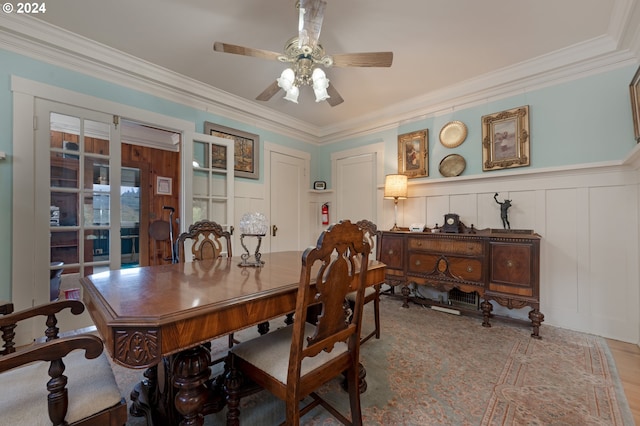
[379,229,543,338]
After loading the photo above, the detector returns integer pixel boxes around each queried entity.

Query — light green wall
[1,48,638,301]
[317,65,638,186]
[0,48,318,300]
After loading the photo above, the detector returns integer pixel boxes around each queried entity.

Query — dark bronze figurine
[494,193,512,229]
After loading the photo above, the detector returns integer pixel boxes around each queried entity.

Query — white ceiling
[26,0,640,136]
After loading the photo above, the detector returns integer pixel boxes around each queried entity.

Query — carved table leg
[529,309,544,339]
[173,346,211,426]
[481,300,493,328]
[341,362,367,394]
[401,285,411,308]
[257,321,270,335]
[130,364,162,425]
[284,313,294,325]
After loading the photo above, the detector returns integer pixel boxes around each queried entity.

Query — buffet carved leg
[401,285,411,308]
[529,309,545,339]
[481,300,493,328]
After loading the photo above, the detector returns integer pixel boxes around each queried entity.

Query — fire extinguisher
[321,203,329,225]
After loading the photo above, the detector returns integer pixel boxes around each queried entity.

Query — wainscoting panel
[393,164,640,342]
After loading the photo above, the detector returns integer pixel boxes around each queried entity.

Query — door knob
[272,225,278,237]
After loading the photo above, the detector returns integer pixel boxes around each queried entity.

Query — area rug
[110,296,634,425]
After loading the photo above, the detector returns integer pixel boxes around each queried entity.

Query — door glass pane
[211,173,228,197]
[50,154,79,188]
[51,230,79,265]
[83,120,110,155]
[84,192,110,226]
[86,229,109,261]
[211,144,226,169]
[193,198,208,222]
[193,141,208,168]
[84,157,110,189]
[51,192,78,226]
[193,170,209,196]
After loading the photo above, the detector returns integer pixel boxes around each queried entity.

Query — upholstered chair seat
[0,349,123,425]
[231,322,348,384]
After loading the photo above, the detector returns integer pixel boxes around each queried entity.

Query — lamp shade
[384,174,408,199]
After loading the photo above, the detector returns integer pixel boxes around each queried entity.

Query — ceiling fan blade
[213,42,281,61]
[326,84,344,107]
[256,80,281,102]
[331,52,394,68]
[298,0,326,50]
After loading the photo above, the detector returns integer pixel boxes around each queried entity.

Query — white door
[182,132,234,256]
[268,149,308,252]
[335,153,377,223]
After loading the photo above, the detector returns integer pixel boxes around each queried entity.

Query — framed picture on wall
[204,122,260,179]
[629,66,640,142]
[398,130,428,178]
[156,176,172,195]
[482,105,530,171]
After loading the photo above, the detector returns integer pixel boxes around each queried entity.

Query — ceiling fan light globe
[312,67,326,80]
[283,86,299,103]
[314,87,330,102]
[277,68,295,91]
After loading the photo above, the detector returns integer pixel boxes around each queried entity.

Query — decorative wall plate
[439,154,466,177]
[439,121,468,148]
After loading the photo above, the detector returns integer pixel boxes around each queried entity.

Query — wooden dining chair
[225,220,371,426]
[175,219,239,349]
[345,219,382,344]
[0,300,127,425]
[175,219,233,262]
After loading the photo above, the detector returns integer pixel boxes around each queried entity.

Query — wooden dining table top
[80,251,386,369]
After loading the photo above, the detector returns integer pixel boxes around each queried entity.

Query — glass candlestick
[238,212,269,268]
[239,233,265,267]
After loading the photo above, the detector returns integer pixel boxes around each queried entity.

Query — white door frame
[11,76,194,340]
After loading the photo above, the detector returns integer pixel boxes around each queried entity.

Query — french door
[181,132,234,256]
[34,99,121,304]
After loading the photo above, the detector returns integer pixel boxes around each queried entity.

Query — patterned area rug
[110,296,633,425]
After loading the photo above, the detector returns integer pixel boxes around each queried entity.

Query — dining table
[80,250,386,425]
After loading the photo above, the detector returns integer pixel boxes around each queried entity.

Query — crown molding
[1,11,639,146]
[0,15,321,145]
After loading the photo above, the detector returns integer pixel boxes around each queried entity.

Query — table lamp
[384,174,408,231]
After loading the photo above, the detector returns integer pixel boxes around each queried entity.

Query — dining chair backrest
[355,219,381,260]
[288,220,370,410]
[175,220,232,262]
[226,220,372,424]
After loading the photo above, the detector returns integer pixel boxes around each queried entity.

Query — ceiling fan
[213,0,393,106]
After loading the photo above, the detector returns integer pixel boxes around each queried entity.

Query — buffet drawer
[408,237,483,256]
[408,253,484,282]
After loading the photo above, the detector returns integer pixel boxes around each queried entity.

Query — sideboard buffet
[379,229,544,338]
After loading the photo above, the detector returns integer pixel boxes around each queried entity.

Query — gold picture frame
[482,105,530,171]
[629,66,640,142]
[204,122,260,179]
[398,130,428,178]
